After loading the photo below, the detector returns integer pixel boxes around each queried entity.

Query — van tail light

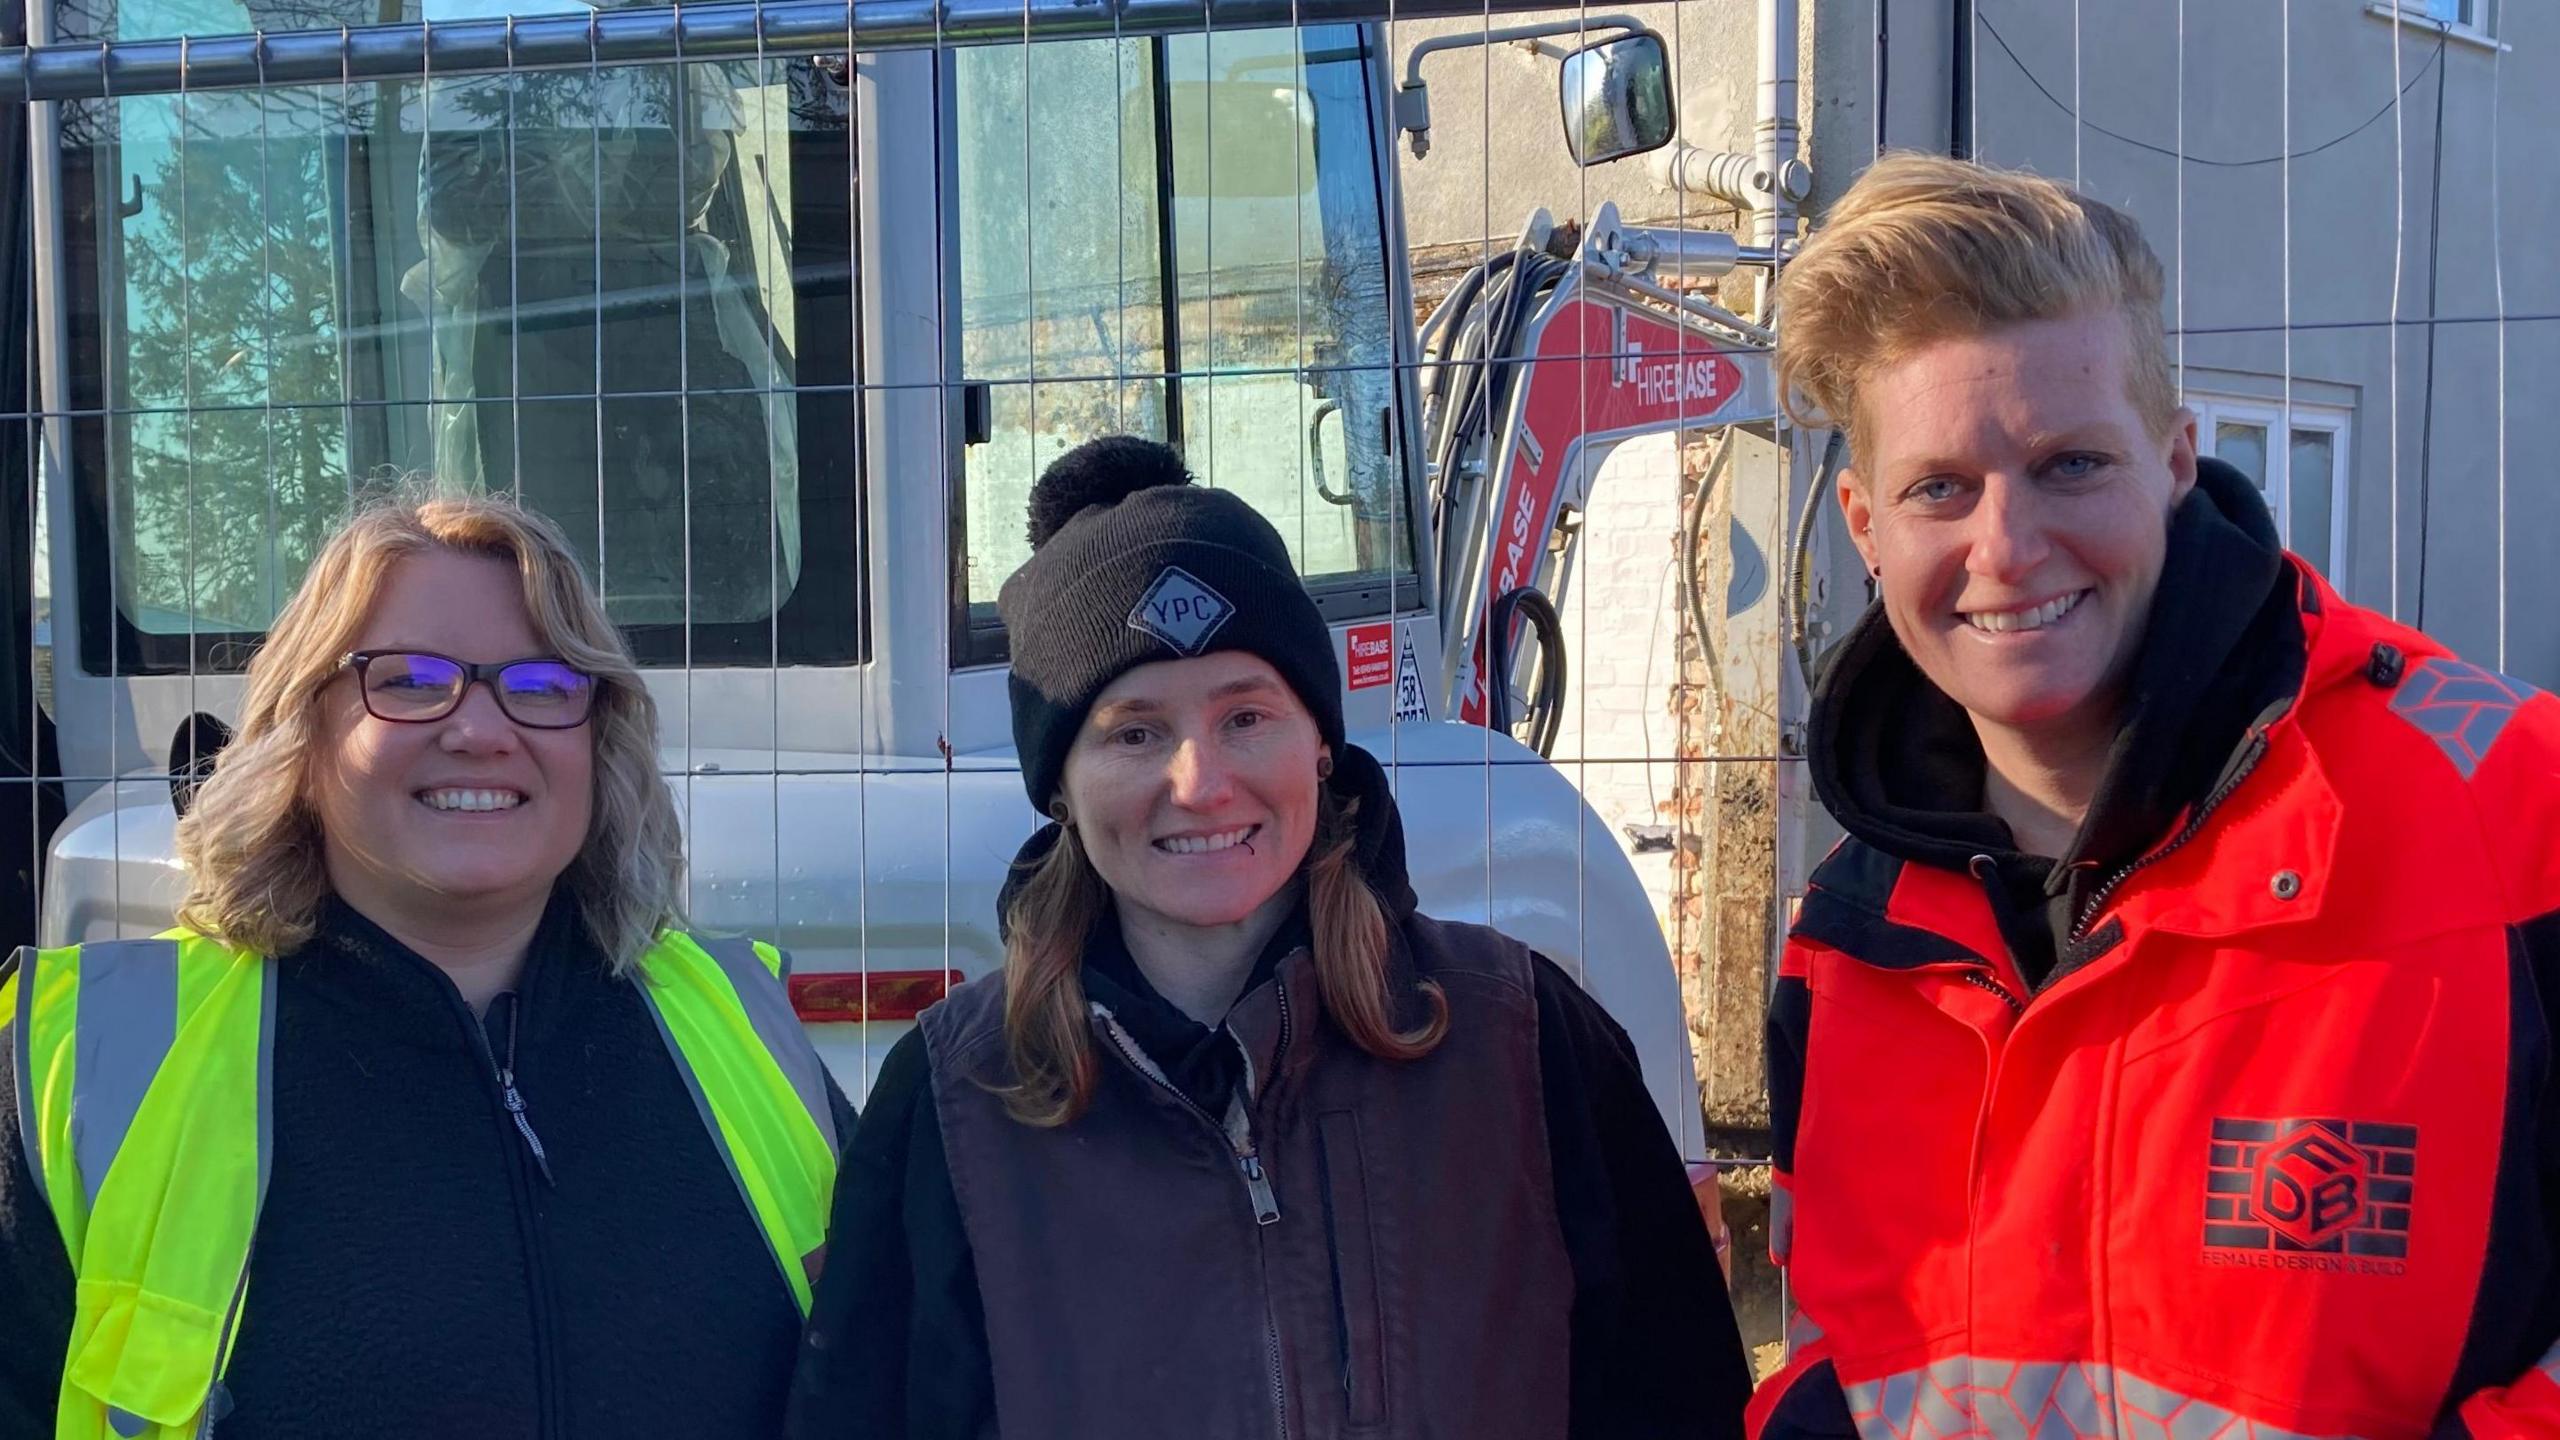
[787,970,965,1023]
[1689,1161,1734,1281]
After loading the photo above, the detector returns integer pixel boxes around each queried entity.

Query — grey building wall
[1823,0,2560,687]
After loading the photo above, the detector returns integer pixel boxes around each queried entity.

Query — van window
[953,25,1408,652]
[58,50,863,672]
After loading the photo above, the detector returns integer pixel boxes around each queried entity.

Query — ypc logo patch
[2201,1117,2417,1276]
[1128,566,1235,656]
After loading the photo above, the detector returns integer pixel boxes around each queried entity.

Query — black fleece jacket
[1806,458,2303,988]
[786,745,1751,1440]
[0,894,855,1439]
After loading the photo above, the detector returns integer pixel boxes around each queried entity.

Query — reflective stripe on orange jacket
[1754,563,2560,1440]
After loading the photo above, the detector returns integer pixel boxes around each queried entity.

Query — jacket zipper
[1257,982,1294,1438]
[2067,728,2273,942]
[1257,982,1294,1439]
[1959,855,2028,1014]
[1095,1012,1283,1223]
[496,995,557,1189]
[1939,726,2273,1357]
[1094,981,1294,1438]
[469,991,564,1440]
[1958,968,2024,1015]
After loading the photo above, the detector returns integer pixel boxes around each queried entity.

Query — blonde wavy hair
[173,490,686,969]
[994,788,1447,1127]
[1775,152,2180,463]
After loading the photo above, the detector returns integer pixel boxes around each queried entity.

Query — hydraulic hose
[1784,429,1846,689]
[1677,427,1740,720]
[1428,246,1573,608]
[1489,585,1568,758]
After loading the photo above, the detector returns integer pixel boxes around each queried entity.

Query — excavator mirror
[1558,32,1676,166]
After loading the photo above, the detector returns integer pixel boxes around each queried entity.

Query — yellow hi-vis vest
[0,928,840,1440]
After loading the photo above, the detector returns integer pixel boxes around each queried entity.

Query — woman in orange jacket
[1753,153,2560,1440]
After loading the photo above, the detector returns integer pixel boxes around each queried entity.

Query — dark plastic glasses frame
[341,650,601,729]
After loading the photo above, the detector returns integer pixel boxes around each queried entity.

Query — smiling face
[1841,307,2197,754]
[311,547,596,928]
[1058,651,1327,937]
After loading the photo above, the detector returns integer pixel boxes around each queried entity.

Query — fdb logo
[2201,1117,2417,1276]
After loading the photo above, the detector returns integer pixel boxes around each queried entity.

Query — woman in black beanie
[786,436,1749,1440]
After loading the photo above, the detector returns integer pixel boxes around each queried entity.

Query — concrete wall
[1389,1,1761,250]
[1826,0,2560,686]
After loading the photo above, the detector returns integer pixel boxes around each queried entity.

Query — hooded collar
[297,885,593,1050]
[1806,459,2305,975]
[1081,903,1308,1115]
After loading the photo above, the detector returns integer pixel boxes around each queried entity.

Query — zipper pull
[500,1068,557,1190]
[496,995,557,1190]
[1239,1151,1281,1225]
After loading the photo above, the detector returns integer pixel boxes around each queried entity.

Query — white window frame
[2187,393,2353,586]
[2365,1,2504,53]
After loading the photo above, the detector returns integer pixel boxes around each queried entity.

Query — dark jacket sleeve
[1533,955,1752,1440]
[787,1027,994,1440]
[2436,912,2560,1439]
[824,1071,859,1149]
[1,965,76,1436]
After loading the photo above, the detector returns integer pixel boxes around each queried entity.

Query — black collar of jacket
[1807,457,2306,887]
[299,886,595,1050]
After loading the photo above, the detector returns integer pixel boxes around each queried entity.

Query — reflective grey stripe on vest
[7,947,39,1211]
[19,940,272,1440]
[71,939,184,1210]
[691,936,835,1151]
[636,935,828,1299]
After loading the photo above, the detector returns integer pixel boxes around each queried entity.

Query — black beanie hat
[998,435,1345,812]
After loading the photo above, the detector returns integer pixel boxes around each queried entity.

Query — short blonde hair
[174,489,686,969]
[1775,152,2179,462]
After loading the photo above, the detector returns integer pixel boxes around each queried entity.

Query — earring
[1047,799,1072,827]
[1316,754,1335,780]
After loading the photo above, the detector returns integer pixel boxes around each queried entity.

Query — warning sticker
[1393,631,1431,724]
[1344,623,1394,690]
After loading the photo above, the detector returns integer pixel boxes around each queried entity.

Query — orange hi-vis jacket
[1753,564,2560,1440]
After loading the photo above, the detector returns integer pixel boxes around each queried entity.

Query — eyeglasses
[342,650,600,730]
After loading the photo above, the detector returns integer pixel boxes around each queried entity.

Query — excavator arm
[1421,203,1786,747]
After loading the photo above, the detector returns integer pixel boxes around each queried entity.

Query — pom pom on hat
[1025,435,1196,550]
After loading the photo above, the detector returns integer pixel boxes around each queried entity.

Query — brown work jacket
[919,912,1575,1440]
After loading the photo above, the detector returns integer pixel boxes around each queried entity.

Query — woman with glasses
[0,492,848,1440]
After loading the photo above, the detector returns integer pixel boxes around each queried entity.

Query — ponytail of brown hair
[996,788,1447,1127]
